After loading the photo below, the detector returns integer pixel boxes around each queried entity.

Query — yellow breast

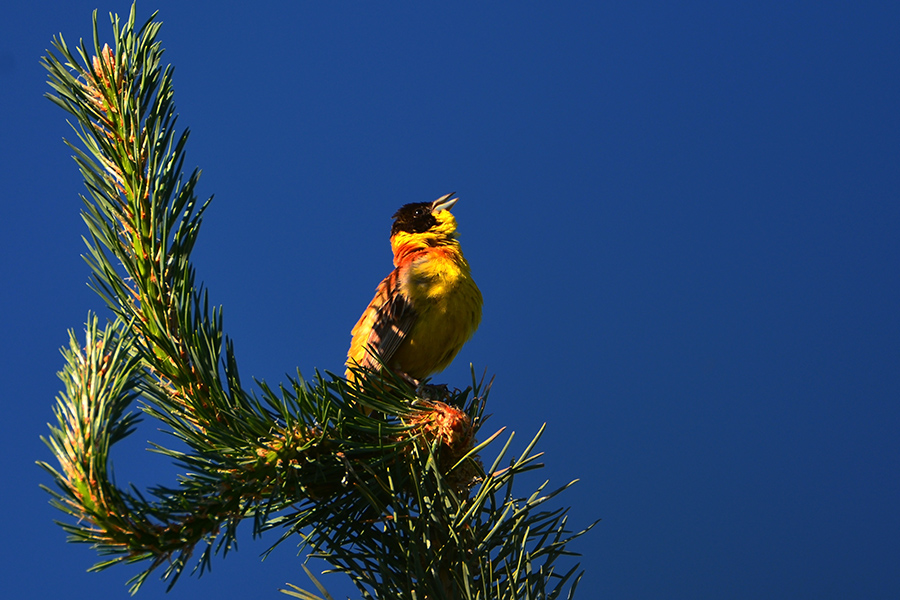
[390,247,482,379]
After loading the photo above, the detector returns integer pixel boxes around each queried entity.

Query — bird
[346,193,482,388]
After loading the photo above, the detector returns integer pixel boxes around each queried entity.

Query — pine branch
[41,4,593,597]
[301,417,597,600]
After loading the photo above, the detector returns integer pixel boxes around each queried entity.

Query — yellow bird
[346,194,482,386]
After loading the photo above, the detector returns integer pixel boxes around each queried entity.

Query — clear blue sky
[2,2,898,598]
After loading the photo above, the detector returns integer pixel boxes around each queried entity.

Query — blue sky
[2,2,898,598]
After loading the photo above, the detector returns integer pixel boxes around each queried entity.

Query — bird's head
[390,193,459,240]
[389,194,462,263]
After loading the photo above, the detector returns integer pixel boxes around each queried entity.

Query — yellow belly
[390,252,482,379]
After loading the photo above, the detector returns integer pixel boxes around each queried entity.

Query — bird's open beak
[430,193,458,213]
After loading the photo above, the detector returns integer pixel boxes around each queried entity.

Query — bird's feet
[415,382,451,402]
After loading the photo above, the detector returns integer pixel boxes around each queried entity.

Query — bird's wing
[348,268,417,372]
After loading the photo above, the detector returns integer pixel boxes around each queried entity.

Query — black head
[391,202,437,236]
